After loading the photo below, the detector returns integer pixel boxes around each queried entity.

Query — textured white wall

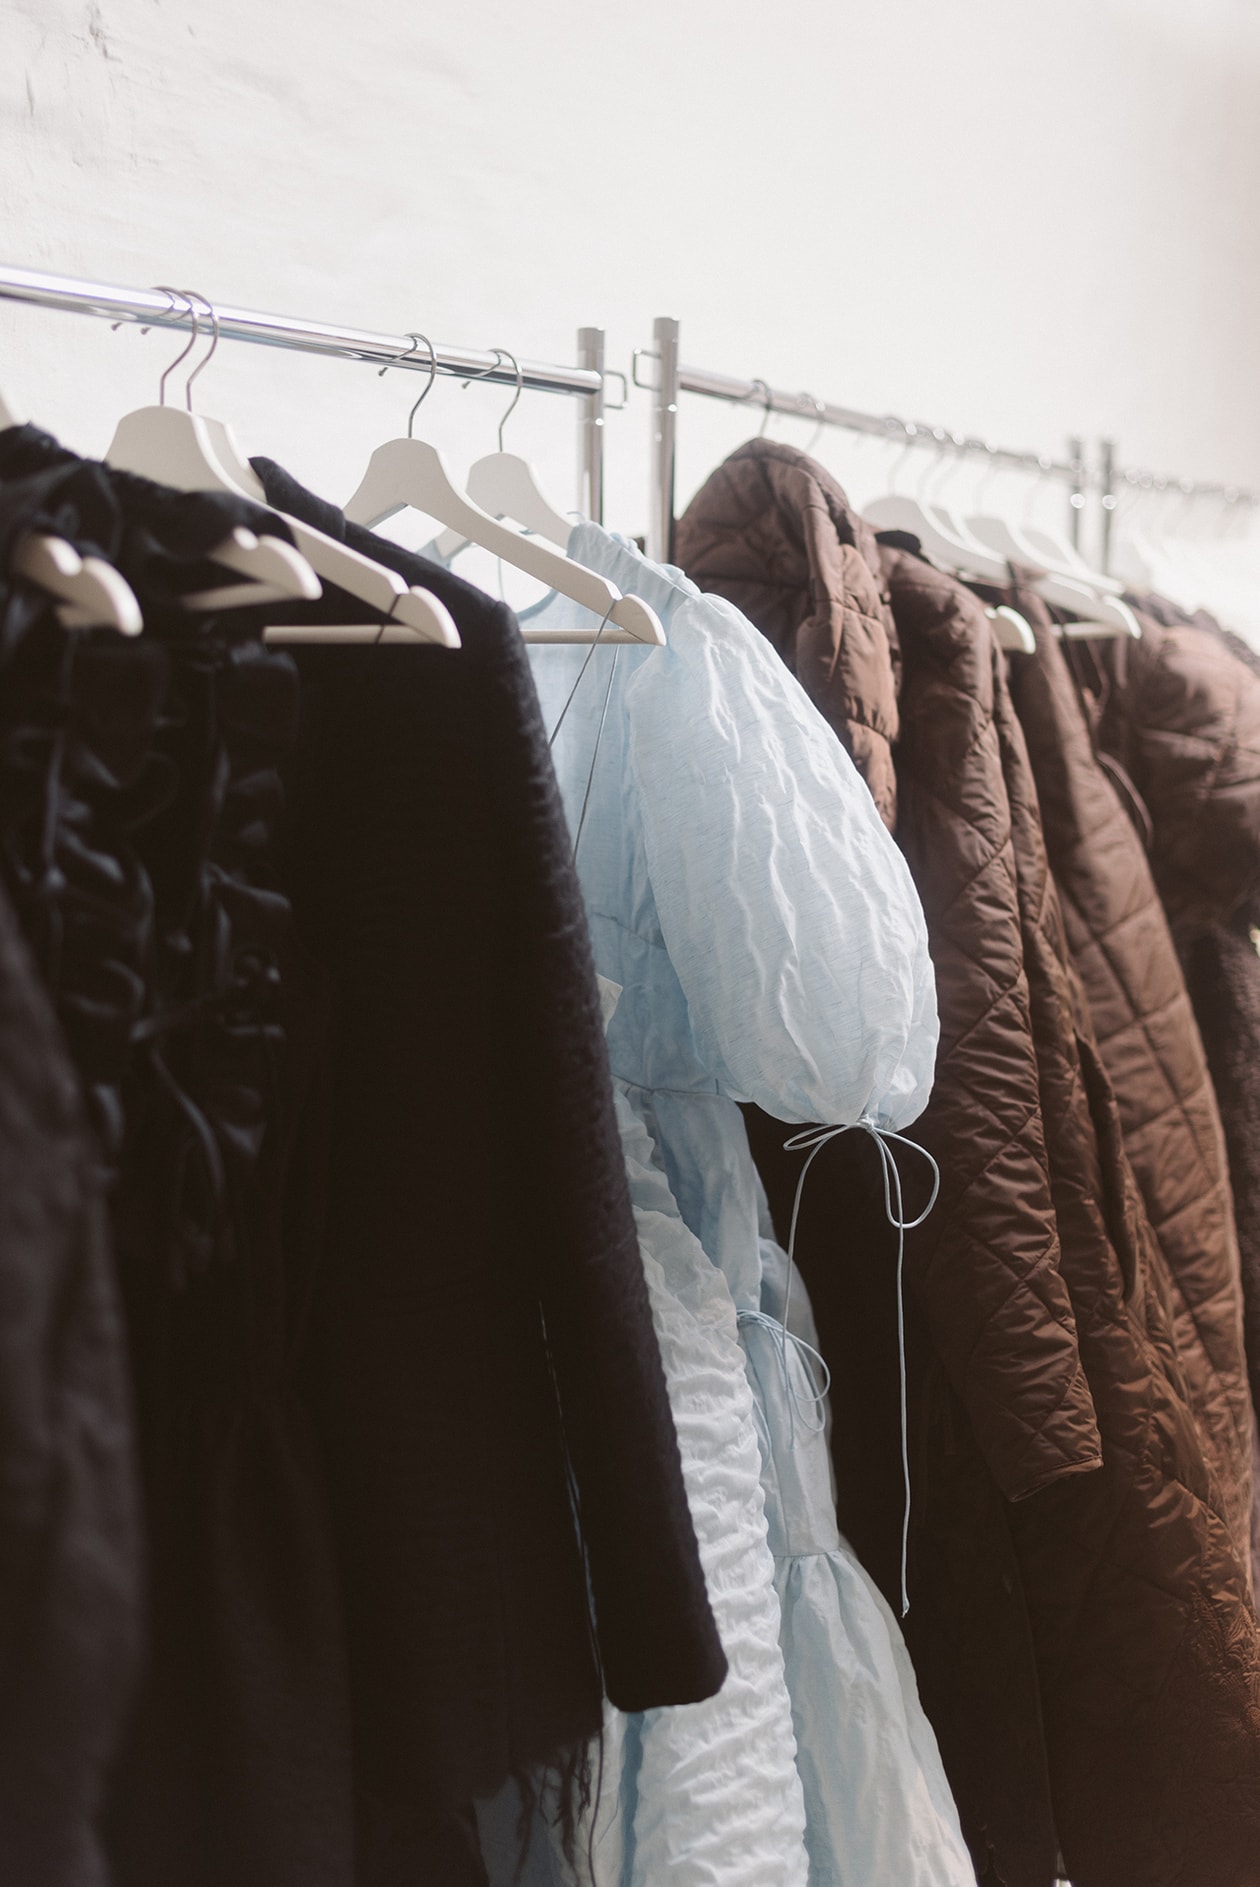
[2,0,1259,552]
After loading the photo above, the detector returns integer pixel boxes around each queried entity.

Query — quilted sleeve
[1107,620,1260,931]
[626,589,938,1131]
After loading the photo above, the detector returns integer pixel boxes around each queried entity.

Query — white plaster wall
[2,0,1259,553]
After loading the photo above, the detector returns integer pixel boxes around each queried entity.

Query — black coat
[254,462,724,1881]
[0,442,145,1887]
[0,425,356,1887]
[0,874,143,1887]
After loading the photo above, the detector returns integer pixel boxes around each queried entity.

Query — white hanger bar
[0,264,603,399]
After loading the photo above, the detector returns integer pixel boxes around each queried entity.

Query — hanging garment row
[674,440,1260,1887]
[1,282,1259,1887]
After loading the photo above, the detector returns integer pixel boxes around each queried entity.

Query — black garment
[0,428,356,1887]
[102,618,353,1887]
[252,461,723,1878]
[0,874,143,1887]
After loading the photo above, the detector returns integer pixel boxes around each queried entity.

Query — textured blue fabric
[505,529,970,1884]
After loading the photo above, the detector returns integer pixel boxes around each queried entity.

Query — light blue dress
[494,527,972,1886]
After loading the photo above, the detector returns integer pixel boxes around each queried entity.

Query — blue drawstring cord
[736,1305,833,1450]
[780,1120,941,1617]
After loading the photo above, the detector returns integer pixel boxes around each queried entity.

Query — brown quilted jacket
[674,439,901,827]
[1086,599,1260,1579]
[679,453,1102,1509]
[1002,582,1255,1576]
[994,605,1260,1887]
[677,469,1260,1886]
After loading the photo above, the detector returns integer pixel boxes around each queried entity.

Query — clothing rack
[638,316,1258,576]
[5,273,1254,571]
[635,316,1089,564]
[1098,437,1257,574]
[0,263,611,522]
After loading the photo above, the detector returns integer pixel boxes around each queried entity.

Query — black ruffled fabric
[104,610,354,1887]
[0,429,355,1887]
[0,432,717,1887]
[0,448,146,1887]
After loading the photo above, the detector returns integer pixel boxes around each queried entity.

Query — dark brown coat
[996,601,1260,1887]
[673,438,901,826]
[679,450,1103,1512]
[1004,583,1255,1574]
[1086,597,1260,1581]
[884,550,1260,1887]
[678,459,1260,1886]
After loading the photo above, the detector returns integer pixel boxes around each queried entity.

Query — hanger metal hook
[745,378,773,437]
[803,394,827,457]
[454,346,524,443]
[151,285,199,406]
[928,430,966,505]
[916,426,947,499]
[375,333,439,438]
[458,348,507,394]
[492,348,524,451]
[886,418,917,494]
[373,332,437,437]
[406,334,439,437]
[1022,452,1051,526]
[1113,466,1140,537]
[1168,476,1196,539]
[397,335,439,439]
[181,290,221,411]
[967,438,998,513]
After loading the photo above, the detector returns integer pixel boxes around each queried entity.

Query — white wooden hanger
[10,533,143,634]
[867,435,1138,640]
[863,494,1036,648]
[986,604,1036,653]
[345,337,664,647]
[106,291,458,647]
[863,494,1013,585]
[966,511,1059,573]
[862,429,1012,580]
[1013,523,1125,594]
[0,377,142,631]
[964,515,1139,638]
[431,350,573,560]
[464,453,572,548]
[1040,574,1141,639]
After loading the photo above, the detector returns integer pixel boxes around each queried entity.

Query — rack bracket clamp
[631,348,661,394]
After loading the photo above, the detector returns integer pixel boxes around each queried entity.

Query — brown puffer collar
[1089,600,1260,934]
[674,439,901,829]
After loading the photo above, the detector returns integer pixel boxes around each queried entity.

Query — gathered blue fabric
[493,525,978,1887]
[736,1303,832,1445]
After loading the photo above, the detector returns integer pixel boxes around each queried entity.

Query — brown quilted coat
[671,439,901,827]
[1086,598,1260,1579]
[1001,580,1256,1574]
[676,457,1260,1887]
[679,446,1103,1511]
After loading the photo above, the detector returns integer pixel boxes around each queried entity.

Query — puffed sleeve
[625,589,938,1129]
